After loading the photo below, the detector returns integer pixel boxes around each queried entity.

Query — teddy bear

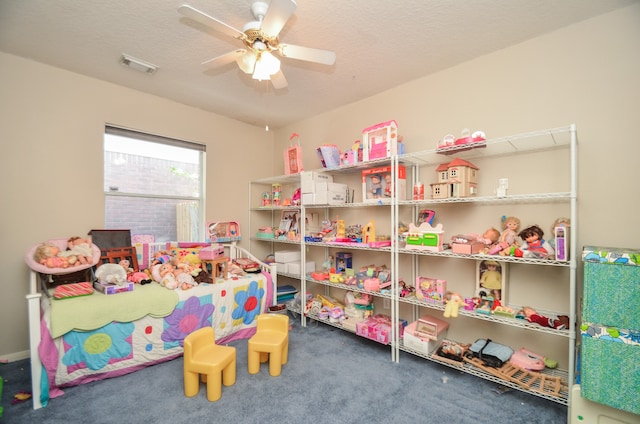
[33,242,71,268]
[95,263,127,286]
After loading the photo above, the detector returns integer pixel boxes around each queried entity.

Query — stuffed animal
[33,242,71,268]
[443,291,465,318]
[95,263,127,286]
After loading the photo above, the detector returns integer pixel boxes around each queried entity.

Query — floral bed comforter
[38,273,273,401]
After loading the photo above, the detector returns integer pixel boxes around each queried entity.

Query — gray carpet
[1,317,567,423]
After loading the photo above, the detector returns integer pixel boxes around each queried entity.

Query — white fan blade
[261,0,296,37]
[278,44,336,65]
[178,4,245,39]
[270,69,288,89]
[202,50,246,69]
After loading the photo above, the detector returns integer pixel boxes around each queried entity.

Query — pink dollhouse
[430,157,479,199]
[362,120,399,161]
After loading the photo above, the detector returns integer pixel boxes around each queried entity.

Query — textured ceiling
[0,0,635,129]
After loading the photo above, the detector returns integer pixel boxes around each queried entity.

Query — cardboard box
[403,317,449,355]
[362,165,406,202]
[285,261,316,275]
[274,250,301,263]
[341,316,364,332]
[311,182,348,205]
[451,241,485,254]
[93,281,134,295]
[300,171,333,193]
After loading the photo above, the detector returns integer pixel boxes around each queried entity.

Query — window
[104,126,205,242]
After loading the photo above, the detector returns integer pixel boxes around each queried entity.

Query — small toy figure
[322,256,334,273]
[489,216,520,255]
[443,291,465,318]
[384,174,392,197]
[518,225,555,259]
[399,280,414,298]
[292,188,301,206]
[520,306,569,330]
[362,220,376,244]
[336,219,346,238]
[262,192,271,207]
[369,174,382,198]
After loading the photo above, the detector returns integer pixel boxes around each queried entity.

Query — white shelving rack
[249,124,577,405]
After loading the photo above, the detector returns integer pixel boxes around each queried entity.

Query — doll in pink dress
[488,216,520,255]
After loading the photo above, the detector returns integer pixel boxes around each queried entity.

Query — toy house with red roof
[430,158,479,199]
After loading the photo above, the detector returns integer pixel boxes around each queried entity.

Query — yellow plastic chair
[183,327,236,402]
[248,313,289,377]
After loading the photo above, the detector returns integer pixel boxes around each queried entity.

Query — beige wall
[269,4,640,364]
[0,53,276,357]
[275,4,640,250]
[2,4,639,358]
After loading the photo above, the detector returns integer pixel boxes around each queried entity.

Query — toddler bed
[26,243,277,410]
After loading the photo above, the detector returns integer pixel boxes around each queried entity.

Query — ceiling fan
[178,0,336,89]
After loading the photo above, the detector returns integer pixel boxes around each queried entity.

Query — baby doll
[518,225,555,259]
[151,250,172,266]
[34,242,70,268]
[489,216,521,255]
[521,306,569,330]
[65,236,93,265]
[158,262,178,290]
[119,259,152,285]
[173,261,198,290]
[480,227,501,247]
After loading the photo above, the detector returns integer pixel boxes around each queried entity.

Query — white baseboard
[1,350,30,363]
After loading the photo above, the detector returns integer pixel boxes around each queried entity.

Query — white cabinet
[249,125,577,405]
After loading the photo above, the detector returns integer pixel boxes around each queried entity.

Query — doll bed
[26,243,277,410]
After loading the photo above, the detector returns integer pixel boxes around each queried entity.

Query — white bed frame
[26,243,276,410]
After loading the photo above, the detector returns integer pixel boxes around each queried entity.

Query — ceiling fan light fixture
[252,51,280,80]
[236,50,258,74]
[120,54,158,74]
